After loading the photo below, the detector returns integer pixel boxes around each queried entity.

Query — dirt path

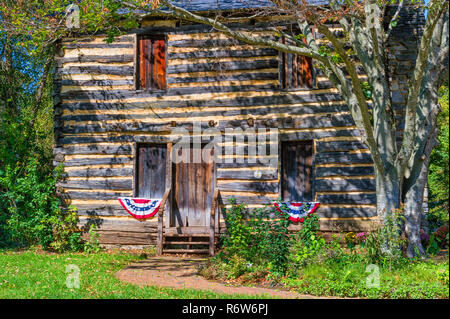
[115,255,320,299]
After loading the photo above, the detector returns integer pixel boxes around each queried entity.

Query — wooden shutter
[281,37,313,89]
[281,141,313,201]
[138,36,166,90]
[136,144,167,198]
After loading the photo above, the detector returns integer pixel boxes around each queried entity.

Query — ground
[116,255,320,299]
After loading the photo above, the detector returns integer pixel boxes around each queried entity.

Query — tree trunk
[403,165,427,258]
[403,124,439,258]
[375,167,402,219]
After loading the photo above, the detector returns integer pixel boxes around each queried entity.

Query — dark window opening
[281,141,314,202]
[280,37,314,89]
[135,143,167,198]
[137,35,167,91]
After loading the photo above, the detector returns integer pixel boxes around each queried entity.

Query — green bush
[0,159,62,248]
[288,213,326,270]
[428,84,449,230]
[216,199,293,278]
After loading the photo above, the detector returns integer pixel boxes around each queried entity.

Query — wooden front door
[172,145,215,228]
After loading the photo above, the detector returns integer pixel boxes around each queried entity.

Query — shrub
[247,204,292,274]
[288,213,326,270]
[48,206,85,253]
[221,199,253,259]
[364,207,407,268]
[218,200,293,278]
[0,159,62,248]
[433,224,449,248]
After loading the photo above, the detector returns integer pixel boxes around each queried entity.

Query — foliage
[433,224,449,248]
[247,203,292,274]
[428,83,449,230]
[220,200,253,259]
[364,208,406,268]
[287,213,326,270]
[0,159,62,248]
[215,199,293,279]
[282,256,449,299]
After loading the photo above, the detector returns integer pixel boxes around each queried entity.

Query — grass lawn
[0,249,271,299]
[282,256,449,299]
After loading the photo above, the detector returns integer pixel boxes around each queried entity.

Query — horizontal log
[59,65,134,76]
[92,231,156,245]
[78,217,157,233]
[58,113,354,131]
[314,152,373,164]
[168,48,278,59]
[315,179,376,192]
[280,129,361,141]
[218,181,279,193]
[62,43,133,49]
[63,168,133,178]
[315,193,377,204]
[63,157,133,167]
[57,178,132,190]
[315,166,375,177]
[316,140,368,153]
[317,207,377,218]
[57,55,134,64]
[220,194,278,205]
[63,191,131,200]
[318,219,375,232]
[62,36,134,43]
[59,79,134,86]
[167,38,271,48]
[217,169,278,180]
[217,161,277,169]
[60,95,347,112]
[167,72,278,84]
[54,145,132,155]
[167,59,279,73]
[74,204,127,216]
[60,84,288,99]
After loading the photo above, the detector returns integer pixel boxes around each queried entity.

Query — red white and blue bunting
[118,198,162,220]
[273,202,320,223]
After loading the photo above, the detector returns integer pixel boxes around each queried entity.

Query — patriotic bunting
[273,202,320,223]
[118,197,162,220]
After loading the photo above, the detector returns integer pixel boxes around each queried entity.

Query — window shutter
[138,36,166,90]
[153,39,166,90]
[281,37,314,89]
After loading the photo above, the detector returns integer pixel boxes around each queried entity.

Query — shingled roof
[168,0,329,12]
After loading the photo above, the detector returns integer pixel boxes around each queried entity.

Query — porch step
[164,233,211,237]
[164,249,210,254]
[163,241,210,245]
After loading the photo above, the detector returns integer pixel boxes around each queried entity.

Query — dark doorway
[135,143,167,198]
[281,141,314,201]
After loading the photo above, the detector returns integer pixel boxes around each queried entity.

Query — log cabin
[53,0,425,254]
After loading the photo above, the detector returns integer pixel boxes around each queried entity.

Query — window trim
[134,34,168,92]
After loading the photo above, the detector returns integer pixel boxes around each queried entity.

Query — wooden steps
[162,232,218,255]
[164,249,210,254]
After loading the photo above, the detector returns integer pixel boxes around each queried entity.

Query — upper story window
[280,37,314,90]
[137,35,167,91]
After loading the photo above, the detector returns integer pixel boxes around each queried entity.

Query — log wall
[53,17,420,246]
